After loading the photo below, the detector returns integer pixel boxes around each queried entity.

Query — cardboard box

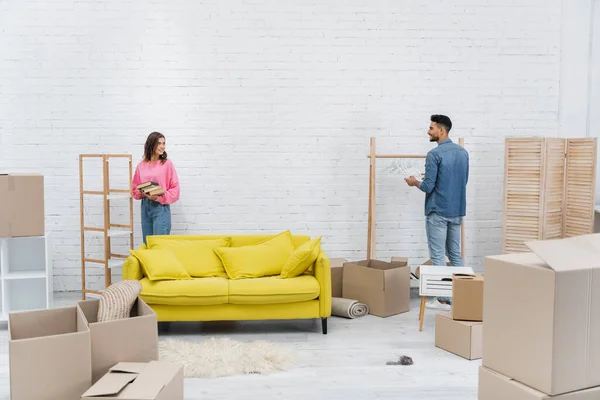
[342,258,410,317]
[0,174,45,237]
[81,361,184,400]
[329,258,347,298]
[435,312,482,360]
[478,366,600,400]
[452,274,484,321]
[77,298,159,383]
[9,306,92,400]
[483,234,600,396]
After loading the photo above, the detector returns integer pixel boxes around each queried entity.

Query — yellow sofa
[122,233,332,334]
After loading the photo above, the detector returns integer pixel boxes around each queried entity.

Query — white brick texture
[0,0,563,291]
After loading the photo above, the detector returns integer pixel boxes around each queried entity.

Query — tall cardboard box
[0,174,45,237]
[478,366,600,400]
[452,274,484,321]
[81,361,184,400]
[342,259,410,317]
[78,297,159,383]
[435,312,482,360]
[330,258,347,298]
[483,234,600,396]
[8,306,92,400]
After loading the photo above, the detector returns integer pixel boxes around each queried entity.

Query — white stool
[418,265,474,331]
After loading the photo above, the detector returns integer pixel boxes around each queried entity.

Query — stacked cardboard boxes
[8,297,184,400]
[435,273,484,360]
[478,234,600,399]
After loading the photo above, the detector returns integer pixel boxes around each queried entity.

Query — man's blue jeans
[141,198,171,244]
[426,212,464,303]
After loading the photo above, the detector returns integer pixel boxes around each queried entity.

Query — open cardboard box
[483,233,600,396]
[77,297,159,383]
[81,361,183,400]
[329,258,347,298]
[342,258,410,317]
[9,306,92,400]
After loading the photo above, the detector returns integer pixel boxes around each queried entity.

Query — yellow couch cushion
[214,230,295,279]
[141,234,310,248]
[146,236,231,278]
[129,248,191,281]
[139,277,229,306]
[229,234,310,248]
[280,236,322,278]
[228,275,320,305]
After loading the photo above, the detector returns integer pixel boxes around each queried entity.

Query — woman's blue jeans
[141,198,171,244]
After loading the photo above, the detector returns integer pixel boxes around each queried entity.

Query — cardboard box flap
[123,361,182,398]
[453,273,482,281]
[525,234,600,272]
[390,256,408,266]
[110,362,148,374]
[81,371,138,397]
[343,262,384,291]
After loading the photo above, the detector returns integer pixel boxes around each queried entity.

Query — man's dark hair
[431,114,452,133]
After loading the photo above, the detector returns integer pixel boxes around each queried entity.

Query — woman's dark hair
[143,131,167,163]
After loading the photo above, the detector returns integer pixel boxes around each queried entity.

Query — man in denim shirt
[405,115,469,310]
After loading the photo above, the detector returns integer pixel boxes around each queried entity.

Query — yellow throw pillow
[129,248,191,281]
[146,237,231,278]
[214,230,294,279]
[280,236,322,278]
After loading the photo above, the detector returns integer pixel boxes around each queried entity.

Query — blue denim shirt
[418,138,469,218]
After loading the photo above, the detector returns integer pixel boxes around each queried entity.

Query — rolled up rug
[331,297,369,319]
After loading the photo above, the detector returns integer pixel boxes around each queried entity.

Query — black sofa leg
[158,322,171,333]
[321,318,328,334]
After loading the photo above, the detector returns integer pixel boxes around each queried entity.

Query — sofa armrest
[313,250,332,318]
[122,255,144,281]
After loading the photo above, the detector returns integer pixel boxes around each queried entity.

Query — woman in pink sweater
[132,132,180,244]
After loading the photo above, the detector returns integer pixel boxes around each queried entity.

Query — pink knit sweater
[131,159,180,205]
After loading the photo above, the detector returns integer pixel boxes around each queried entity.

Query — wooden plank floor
[0,290,480,399]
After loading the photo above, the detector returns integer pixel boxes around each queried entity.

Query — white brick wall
[0,0,563,291]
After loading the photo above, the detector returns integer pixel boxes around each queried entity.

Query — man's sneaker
[426,298,451,311]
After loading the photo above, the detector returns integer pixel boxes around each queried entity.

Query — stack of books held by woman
[136,181,165,196]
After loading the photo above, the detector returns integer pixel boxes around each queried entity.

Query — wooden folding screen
[502,137,597,254]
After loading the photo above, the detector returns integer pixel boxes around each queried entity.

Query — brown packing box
[452,274,484,321]
[483,234,600,396]
[329,258,347,298]
[342,258,410,317]
[9,306,92,400]
[478,366,600,400]
[435,312,482,360]
[81,361,184,400]
[0,174,45,237]
[78,297,159,383]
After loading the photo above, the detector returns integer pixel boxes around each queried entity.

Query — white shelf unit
[0,234,52,321]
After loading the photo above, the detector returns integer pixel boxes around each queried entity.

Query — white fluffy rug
[158,337,297,378]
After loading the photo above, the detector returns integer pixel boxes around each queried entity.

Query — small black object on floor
[386,355,414,366]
